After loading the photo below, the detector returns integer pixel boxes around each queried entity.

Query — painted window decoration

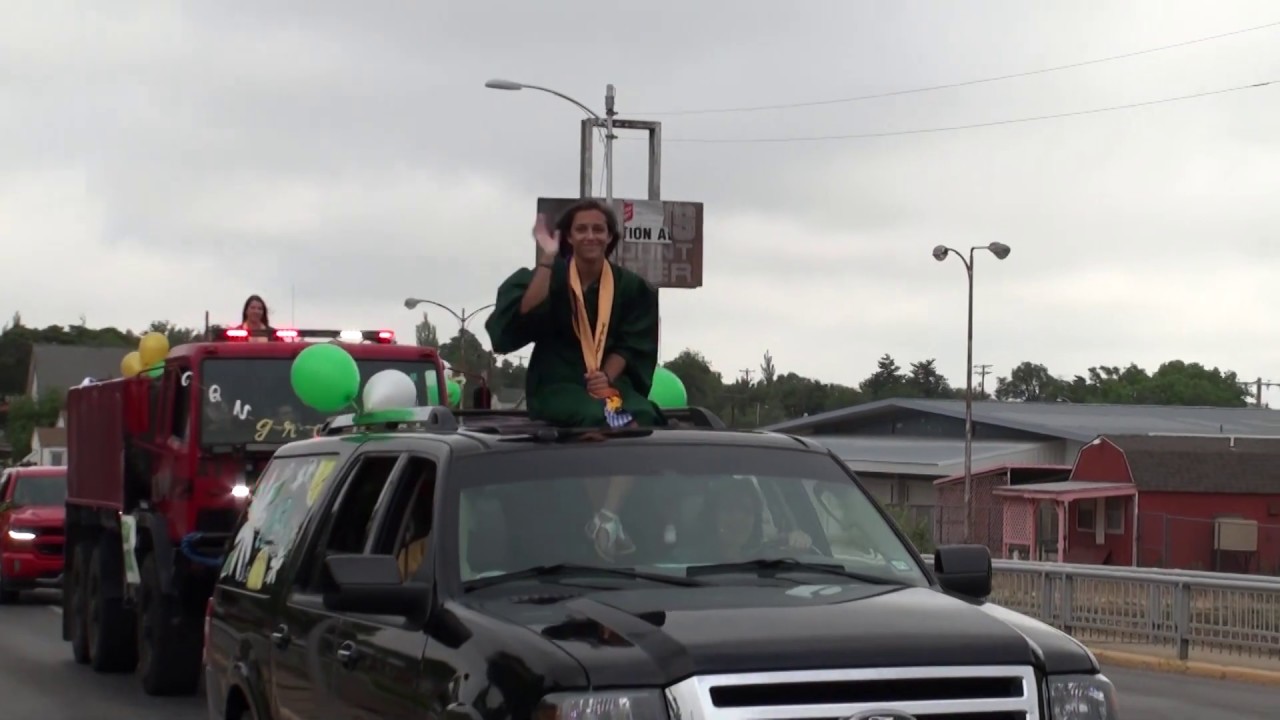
[222,455,340,592]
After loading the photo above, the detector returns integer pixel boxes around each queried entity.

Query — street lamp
[932,241,1011,543]
[484,78,616,204]
[404,298,496,407]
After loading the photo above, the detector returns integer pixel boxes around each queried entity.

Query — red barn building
[994,434,1280,573]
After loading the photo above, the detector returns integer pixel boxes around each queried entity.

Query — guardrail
[920,555,1280,663]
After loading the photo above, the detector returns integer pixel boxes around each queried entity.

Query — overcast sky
[3,0,1278,399]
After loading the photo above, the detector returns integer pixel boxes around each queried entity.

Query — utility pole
[1251,378,1280,407]
[739,368,754,384]
[974,364,993,398]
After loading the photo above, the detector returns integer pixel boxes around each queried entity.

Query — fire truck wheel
[68,542,92,664]
[136,554,201,696]
[87,541,137,673]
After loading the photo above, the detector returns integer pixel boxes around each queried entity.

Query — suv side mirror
[323,554,430,620]
[933,544,993,600]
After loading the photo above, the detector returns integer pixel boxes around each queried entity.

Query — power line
[645,79,1275,144]
[635,19,1280,116]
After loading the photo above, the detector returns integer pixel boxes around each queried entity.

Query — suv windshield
[200,357,440,446]
[12,474,67,507]
[450,444,928,589]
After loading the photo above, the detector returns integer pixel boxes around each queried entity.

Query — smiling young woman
[485,198,663,560]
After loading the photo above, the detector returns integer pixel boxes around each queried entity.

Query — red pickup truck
[0,465,67,602]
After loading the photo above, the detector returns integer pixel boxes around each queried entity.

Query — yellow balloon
[121,351,143,378]
[138,331,170,367]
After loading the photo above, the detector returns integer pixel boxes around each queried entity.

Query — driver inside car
[697,482,812,563]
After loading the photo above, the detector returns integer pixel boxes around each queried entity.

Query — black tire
[136,555,201,696]
[68,542,92,665]
[87,541,137,673]
[0,565,19,604]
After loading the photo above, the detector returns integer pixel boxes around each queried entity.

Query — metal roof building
[762,399,1280,508]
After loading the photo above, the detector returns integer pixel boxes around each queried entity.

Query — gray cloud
[4,0,1279,401]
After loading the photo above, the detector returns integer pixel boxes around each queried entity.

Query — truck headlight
[1048,673,1119,719]
[7,528,37,541]
[536,690,668,719]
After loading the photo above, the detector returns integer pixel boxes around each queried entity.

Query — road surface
[0,590,1273,719]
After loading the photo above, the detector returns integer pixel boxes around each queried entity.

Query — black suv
[204,407,1119,720]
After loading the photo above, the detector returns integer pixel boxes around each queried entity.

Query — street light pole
[403,298,496,407]
[485,78,615,203]
[932,242,1011,544]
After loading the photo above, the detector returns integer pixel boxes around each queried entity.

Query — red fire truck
[61,328,449,696]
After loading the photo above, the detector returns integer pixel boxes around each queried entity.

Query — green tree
[995,361,1064,402]
[6,391,64,460]
[414,313,440,348]
[859,354,905,400]
[906,359,953,398]
[664,350,725,409]
[438,328,495,380]
[999,359,1249,407]
[146,320,202,347]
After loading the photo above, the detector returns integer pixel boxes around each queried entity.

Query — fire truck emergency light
[221,328,396,344]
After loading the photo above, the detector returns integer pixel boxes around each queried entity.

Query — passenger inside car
[395,474,435,579]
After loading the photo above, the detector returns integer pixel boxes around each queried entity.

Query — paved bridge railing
[922,556,1280,664]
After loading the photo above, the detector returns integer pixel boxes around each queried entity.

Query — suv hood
[476,583,1097,687]
[6,505,64,527]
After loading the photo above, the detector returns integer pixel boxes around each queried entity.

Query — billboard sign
[536,198,704,289]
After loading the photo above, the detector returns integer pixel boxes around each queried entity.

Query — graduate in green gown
[485,199,662,561]
[486,200,663,428]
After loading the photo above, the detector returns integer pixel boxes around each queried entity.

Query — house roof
[765,398,1280,442]
[33,427,67,448]
[27,344,127,396]
[808,436,1053,477]
[993,480,1136,500]
[1095,434,1280,494]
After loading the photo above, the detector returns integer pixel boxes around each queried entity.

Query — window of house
[1076,502,1096,532]
[1104,497,1125,534]
[49,450,66,466]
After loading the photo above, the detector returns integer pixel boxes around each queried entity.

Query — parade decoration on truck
[119,331,169,379]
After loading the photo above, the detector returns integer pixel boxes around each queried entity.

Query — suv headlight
[536,689,668,719]
[1048,673,1119,719]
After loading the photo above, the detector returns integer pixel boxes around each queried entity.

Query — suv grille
[665,666,1040,719]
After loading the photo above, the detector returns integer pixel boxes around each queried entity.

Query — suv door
[269,452,407,720]
[327,449,445,719]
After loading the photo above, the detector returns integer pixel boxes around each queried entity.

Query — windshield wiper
[464,563,705,591]
[686,557,904,585]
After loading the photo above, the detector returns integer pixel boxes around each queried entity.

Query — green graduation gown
[485,257,663,428]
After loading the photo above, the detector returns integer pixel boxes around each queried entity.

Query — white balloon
[362,370,418,413]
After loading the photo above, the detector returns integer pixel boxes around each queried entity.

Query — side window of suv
[220,454,341,593]
[297,453,404,590]
[369,456,437,581]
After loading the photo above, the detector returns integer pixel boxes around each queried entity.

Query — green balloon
[143,362,163,379]
[649,367,688,408]
[290,343,360,413]
[446,380,462,407]
[426,383,441,405]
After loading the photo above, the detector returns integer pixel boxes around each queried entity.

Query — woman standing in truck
[485,199,662,560]
[237,294,275,342]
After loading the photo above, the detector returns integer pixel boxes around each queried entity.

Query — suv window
[449,444,929,588]
[368,456,437,580]
[220,454,341,593]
